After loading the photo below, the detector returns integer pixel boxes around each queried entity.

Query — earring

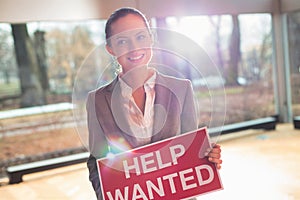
[112,56,122,74]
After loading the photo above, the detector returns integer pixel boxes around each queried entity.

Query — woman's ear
[106,44,115,56]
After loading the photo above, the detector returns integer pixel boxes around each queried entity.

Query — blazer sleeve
[87,155,102,200]
[86,91,109,158]
[181,80,198,133]
[86,91,108,200]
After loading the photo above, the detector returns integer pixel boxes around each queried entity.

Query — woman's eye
[117,39,127,46]
[137,34,146,41]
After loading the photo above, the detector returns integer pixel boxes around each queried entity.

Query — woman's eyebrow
[114,30,147,40]
[115,35,128,40]
[135,31,147,36]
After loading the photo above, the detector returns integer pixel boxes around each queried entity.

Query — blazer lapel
[151,74,172,142]
[102,78,136,147]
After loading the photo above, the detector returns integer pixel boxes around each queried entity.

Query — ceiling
[0,0,299,23]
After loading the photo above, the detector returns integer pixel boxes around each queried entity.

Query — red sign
[97,127,223,200]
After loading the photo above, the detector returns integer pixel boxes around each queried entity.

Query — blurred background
[0,1,299,199]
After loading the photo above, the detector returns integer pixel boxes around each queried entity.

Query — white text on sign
[106,144,214,200]
[123,144,185,179]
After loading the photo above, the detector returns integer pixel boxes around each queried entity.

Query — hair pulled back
[105,7,151,45]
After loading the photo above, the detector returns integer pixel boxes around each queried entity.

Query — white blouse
[119,72,156,146]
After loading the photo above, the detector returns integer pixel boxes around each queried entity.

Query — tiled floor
[0,123,299,200]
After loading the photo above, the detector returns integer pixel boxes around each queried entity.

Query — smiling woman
[83,7,223,200]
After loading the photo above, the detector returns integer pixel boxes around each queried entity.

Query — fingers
[205,144,222,170]
[208,156,222,164]
[204,144,221,157]
[215,163,222,170]
[208,152,221,159]
[215,143,221,148]
[208,156,223,170]
[211,143,221,149]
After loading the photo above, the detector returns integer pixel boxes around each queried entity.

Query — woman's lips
[128,54,144,62]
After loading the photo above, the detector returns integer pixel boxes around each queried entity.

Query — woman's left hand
[205,143,222,169]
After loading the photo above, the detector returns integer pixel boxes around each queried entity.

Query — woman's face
[106,14,153,74]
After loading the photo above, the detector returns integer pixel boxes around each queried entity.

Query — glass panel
[163,13,275,126]
[0,20,105,176]
[0,24,19,108]
[0,13,276,177]
[287,11,300,116]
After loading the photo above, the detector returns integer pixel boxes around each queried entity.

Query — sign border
[97,127,223,200]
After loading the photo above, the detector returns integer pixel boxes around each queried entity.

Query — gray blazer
[86,72,197,199]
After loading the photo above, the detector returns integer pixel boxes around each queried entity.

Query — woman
[86,7,222,199]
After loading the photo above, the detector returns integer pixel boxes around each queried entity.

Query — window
[287,11,300,116]
[160,14,275,126]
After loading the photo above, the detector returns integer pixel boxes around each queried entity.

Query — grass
[0,81,20,98]
[194,86,244,98]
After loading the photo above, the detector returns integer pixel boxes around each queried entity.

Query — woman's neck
[120,66,153,90]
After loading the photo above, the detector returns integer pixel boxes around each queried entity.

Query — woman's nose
[128,39,140,51]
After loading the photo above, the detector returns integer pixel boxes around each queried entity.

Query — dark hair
[105,7,151,45]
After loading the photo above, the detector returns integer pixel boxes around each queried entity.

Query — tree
[46,28,72,93]
[11,24,45,107]
[70,26,95,84]
[34,30,49,91]
[46,26,95,93]
[0,29,17,84]
[227,15,241,86]
[288,12,300,105]
[288,12,300,74]
[209,16,225,74]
